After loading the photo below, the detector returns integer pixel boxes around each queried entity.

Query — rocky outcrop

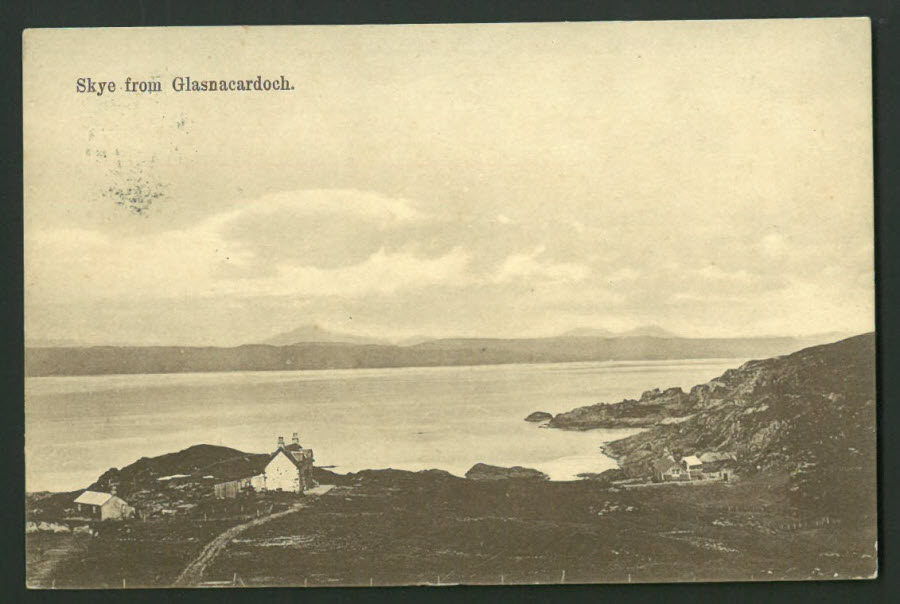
[465,463,549,481]
[575,468,627,482]
[547,386,690,430]
[601,334,875,517]
[524,411,553,423]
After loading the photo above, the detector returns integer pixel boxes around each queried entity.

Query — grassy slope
[27,470,877,587]
[204,472,875,586]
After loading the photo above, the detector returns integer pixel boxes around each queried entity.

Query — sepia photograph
[23,19,876,587]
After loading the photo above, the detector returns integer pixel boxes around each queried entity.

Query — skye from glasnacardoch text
[75,75,296,96]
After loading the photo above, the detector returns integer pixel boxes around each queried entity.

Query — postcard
[24,20,875,587]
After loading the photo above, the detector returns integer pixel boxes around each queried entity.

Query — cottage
[701,459,734,481]
[651,457,687,482]
[73,490,135,521]
[264,433,315,493]
[680,455,704,479]
[214,432,315,498]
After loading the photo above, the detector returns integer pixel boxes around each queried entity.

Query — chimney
[277,435,285,449]
[292,432,299,446]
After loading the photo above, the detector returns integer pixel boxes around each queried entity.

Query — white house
[652,457,687,482]
[213,432,316,498]
[73,490,135,521]
[262,433,315,493]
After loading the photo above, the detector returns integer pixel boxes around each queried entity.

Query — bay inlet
[25,358,743,492]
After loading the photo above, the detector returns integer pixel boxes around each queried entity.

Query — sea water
[25,358,743,492]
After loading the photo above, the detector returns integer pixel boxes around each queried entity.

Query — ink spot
[102,156,168,217]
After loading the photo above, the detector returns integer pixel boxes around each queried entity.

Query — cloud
[25,189,473,305]
[212,189,424,228]
[607,267,639,282]
[223,246,472,298]
[211,189,428,269]
[493,245,590,284]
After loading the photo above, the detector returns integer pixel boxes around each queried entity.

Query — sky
[23,20,874,346]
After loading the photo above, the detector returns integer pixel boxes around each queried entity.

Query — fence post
[561,570,566,583]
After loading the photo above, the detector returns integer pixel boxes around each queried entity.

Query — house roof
[651,458,679,474]
[681,455,703,467]
[699,451,735,463]
[267,447,307,471]
[74,490,113,506]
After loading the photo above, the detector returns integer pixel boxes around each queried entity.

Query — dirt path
[173,486,333,587]
[26,532,88,588]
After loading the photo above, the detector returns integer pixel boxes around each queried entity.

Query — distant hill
[561,325,679,338]
[25,333,852,377]
[260,324,388,346]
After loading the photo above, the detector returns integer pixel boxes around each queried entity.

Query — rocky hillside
[548,386,695,429]
[88,445,270,496]
[555,333,876,517]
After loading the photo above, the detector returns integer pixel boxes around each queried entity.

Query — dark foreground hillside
[27,468,876,587]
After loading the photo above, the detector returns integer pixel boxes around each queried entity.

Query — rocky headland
[464,463,549,481]
[540,333,876,518]
[523,411,553,423]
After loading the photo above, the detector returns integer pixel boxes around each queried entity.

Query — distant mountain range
[259,324,387,346]
[259,323,686,346]
[561,325,680,338]
[29,323,848,350]
[25,328,856,377]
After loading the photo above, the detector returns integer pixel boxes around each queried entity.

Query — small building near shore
[73,490,135,521]
[680,455,704,479]
[652,457,687,482]
[700,458,735,481]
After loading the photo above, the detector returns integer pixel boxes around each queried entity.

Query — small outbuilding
[652,457,687,482]
[73,490,135,521]
[700,459,735,481]
[680,455,704,479]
